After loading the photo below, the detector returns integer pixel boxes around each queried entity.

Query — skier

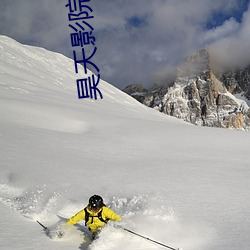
[66,194,122,239]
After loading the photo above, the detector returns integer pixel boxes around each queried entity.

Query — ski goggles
[89,204,101,212]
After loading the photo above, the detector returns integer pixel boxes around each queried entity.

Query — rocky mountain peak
[177,49,210,78]
[123,49,250,130]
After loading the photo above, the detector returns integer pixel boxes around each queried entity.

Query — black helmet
[89,195,104,210]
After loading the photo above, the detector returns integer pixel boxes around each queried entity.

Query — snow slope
[0,35,250,250]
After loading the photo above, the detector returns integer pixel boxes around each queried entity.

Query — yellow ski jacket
[67,206,121,233]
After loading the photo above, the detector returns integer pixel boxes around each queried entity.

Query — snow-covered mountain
[124,49,250,130]
[1,36,250,250]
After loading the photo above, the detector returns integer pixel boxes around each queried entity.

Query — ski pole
[37,220,48,231]
[122,227,180,250]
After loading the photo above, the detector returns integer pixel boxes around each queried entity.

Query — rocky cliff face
[217,66,250,100]
[123,49,250,130]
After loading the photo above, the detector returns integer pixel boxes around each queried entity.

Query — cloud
[200,18,240,45]
[0,0,249,89]
[209,3,250,69]
[0,0,70,54]
[89,0,249,88]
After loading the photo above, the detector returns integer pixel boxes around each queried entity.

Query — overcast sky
[0,0,249,89]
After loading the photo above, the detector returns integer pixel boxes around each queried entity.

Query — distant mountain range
[123,49,250,130]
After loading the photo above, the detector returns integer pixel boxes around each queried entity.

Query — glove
[56,230,64,238]
[55,223,71,238]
